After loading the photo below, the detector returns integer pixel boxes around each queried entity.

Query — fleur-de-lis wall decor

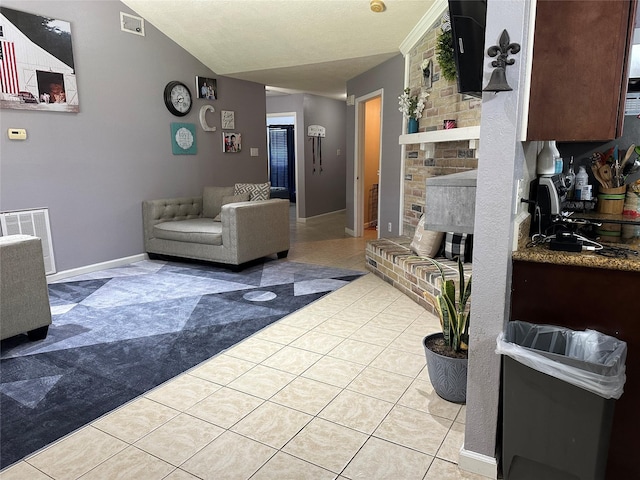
[483,29,521,92]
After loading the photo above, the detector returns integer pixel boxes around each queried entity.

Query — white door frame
[267,112,299,221]
[353,89,384,238]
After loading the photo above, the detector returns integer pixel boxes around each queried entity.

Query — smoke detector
[370,1,386,13]
[120,12,145,36]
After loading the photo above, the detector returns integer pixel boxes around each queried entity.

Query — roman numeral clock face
[164,81,192,116]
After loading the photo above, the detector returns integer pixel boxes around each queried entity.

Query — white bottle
[537,141,560,175]
[566,156,576,200]
[575,165,589,200]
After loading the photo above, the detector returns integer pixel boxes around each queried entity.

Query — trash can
[496,321,627,480]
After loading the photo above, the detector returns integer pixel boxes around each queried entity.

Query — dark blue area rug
[0,259,364,469]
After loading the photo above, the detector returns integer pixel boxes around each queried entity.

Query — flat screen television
[448,0,487,98]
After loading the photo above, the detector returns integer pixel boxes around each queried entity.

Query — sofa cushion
[234,182,271,201]
[213,193,251,221]
[203,186,235,218]
[154,219,223,245]
[443,232,473,263]
[410,214,444,258]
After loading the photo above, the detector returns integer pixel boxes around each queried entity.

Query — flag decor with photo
[0,40,19,94]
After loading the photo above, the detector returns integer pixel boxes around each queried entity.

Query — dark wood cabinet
[526,0,637,141]
[511,260,640,478]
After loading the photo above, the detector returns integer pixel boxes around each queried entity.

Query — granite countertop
[513,242,640,272]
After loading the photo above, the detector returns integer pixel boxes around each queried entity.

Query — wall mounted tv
[448,0,487,98]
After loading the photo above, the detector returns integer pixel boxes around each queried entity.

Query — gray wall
[267,93,347,219]
[346,54,404,236]
[0,1,268,272]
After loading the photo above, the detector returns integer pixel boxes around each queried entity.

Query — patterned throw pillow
[213,193,251,221]
[410,214,444,258]
[443,232,474,263]
[234,182,271,201]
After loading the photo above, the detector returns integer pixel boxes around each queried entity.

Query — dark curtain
[268,125,296,202]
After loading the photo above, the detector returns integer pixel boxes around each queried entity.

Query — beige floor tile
[145,373,220,411]
[270,376,342,415]
[367,312,416,332]
[301,356,365,388]
[282,418,368,474]
[350,296,396,313]
[78,446,174,480]
[27,426,127,479]
[369,347,426,377]
[290,330,344,354]
[374,405,452,456]
[231,401,312,448]
[342,436,434,480]
[186,387,263,429]
[382,296,426,318]
[92,397,179,444]
[188,354,256,385]
[224,337,284,363]
[388,331,427,356]
[456,405,467,424]
[425,458,488,479]
[318,389,393,434]
[314,317,362,337]
[163,469,201,480]
[349,324,399,347]
[278,311,329,330]
[346,366,413,403]
[252,323,308,344]
[398,378,462,421]
[329,306,378,326]
[261,345,322,375]
[228,364,296,399]
[181,431,276,480]
[135,413,224,466]
[0,462,53,480]
[301,299,350,317]
[437,421,465,464]
[328,338,384,365]
[404,314,442,337]
[251,452,336,480]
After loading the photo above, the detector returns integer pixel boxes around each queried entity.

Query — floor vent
[120,12,145,37]
[0,208,56,275]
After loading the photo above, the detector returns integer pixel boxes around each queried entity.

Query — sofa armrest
[142,196,203,247]
[221,199,290,263]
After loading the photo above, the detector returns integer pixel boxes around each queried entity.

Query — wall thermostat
[8,128,27,140]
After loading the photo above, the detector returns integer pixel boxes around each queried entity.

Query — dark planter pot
[423,332,468,404]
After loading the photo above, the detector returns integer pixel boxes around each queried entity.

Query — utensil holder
[597,186,626,214]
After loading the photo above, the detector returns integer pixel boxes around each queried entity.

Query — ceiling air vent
[120,12,145,36]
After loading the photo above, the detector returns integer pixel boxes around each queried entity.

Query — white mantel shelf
[399,125,481,147]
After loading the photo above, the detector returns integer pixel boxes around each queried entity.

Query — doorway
[354,90,383,238]
[267,124,296,203]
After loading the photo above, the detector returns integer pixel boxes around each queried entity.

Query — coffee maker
[529,174,568,235]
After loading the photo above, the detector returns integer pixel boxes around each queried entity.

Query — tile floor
[1,210,486,480]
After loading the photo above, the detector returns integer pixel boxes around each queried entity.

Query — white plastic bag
[496,321,627,399]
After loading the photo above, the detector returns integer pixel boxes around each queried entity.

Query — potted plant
[421,256,471,403]
[436,13,456,82]
[398,88,428,133]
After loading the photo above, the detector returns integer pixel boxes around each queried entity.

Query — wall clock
[170,123,197,155]
[221,110,235,129]
[164,81,192,116]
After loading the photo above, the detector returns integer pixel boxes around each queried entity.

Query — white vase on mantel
[536,140,559,176]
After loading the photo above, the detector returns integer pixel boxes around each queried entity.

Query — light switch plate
[8,128,27,140]
[250,148,259,157]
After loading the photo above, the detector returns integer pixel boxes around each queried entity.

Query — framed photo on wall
[0,7,79,112]
[221,110,235,129]
[222,132,241,153]
[196,76,216,100]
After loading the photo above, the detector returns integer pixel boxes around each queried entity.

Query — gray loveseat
[143,185,290,268]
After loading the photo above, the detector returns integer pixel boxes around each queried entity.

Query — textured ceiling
[121,0,435,99]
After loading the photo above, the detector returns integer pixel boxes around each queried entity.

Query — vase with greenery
[421,256,471,403]
[436,13,457,82]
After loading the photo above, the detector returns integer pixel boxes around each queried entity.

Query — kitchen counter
[513,243,640,272]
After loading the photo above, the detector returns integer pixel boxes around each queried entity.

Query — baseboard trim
[459,447,498,479]
[297,209,346,223]
[47,254,147,283]
[345,227,355,237]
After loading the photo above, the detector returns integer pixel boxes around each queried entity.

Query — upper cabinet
[525,0,637,141]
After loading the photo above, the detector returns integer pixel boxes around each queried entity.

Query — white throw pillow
[410,214,444,258]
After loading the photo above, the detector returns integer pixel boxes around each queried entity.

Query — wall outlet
[387,222,392,232]
[250,148,259,157]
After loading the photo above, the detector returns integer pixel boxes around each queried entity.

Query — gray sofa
[142,186,290,268]
[0,234,52,341]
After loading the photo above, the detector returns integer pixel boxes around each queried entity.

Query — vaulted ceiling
[121,0,435,99]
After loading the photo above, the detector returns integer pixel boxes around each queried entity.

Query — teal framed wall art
[170,122,197,155]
